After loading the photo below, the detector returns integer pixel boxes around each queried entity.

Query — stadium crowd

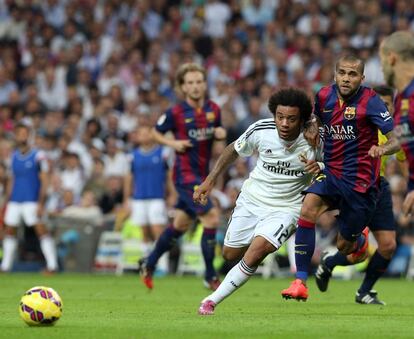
[0,0,413,274]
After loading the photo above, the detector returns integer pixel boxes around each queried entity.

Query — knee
[337,239,354,255]
[261,242,277,256]
[300,203,319,222]
[4,226,16,236]
[222,247,242,262]
[173,221,190,232]
[246,242,276,265]
[377,238,397,259]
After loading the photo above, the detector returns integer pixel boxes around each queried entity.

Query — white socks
[205,259,257,305]
[40,235,58,271]
[1,236,17,271]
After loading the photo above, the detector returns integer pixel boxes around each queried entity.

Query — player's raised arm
[193,142,238,205]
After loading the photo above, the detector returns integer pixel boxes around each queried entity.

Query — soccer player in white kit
[1,123,58,273]
[194,88,323,315]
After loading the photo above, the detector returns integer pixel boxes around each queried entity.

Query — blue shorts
[369,177,395,232]
[175,184,213,219]
[305,172,378,242]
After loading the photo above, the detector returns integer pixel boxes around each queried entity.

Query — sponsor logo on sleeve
[157,114,166,126]
[380,111,391,121]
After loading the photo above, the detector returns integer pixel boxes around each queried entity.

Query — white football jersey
[234,118,323,214]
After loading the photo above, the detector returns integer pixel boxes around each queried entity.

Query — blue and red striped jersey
[155,99,222,186]
[394,78,414,189]
[315,84,394,193]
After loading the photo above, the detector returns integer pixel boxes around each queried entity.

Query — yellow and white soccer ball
[19,286,63,326]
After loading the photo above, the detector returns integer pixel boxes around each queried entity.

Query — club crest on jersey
[344,107,356,120]
[206,112,215,122]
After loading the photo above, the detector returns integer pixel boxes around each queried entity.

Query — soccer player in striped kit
[1,123,58,273]
[380,31,414,218]
[281,55,400,301]
[138,63,226,290]
[315,85,406,305]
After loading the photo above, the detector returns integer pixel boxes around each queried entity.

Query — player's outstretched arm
[368,130,400,158]
[193,142,239,205]
[152,128,192,153]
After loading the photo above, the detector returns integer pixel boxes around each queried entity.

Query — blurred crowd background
[0,0,413,275]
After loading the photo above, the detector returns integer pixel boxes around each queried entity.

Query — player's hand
[304,121,320,147]
[172,140,193,153]
[368,145,386,158]
[193,179,214,205]
[214,127,227,140]
[304,159,322,174]
[402,191,414,216]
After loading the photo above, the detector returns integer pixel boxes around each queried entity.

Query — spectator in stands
[61,190,103,222]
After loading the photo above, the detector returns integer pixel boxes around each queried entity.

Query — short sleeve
[155,109,175,134]
[36,151,49,173]
[234,123,260,157]
[366,94,394,135]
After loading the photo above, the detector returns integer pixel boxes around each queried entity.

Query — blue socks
[146,226,183,271]
[295,218,316,281]
[325,252,351,270]
[201,228,217,281]
[359,251,390,294]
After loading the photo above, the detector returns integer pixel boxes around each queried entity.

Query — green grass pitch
[1,273,413,339]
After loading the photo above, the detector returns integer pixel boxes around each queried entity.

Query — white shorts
[224,195,298,249]
[130,199,168,226]
[4,202,39,227]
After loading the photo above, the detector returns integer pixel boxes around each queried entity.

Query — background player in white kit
[1,123,58,273]
[194,88,323,315]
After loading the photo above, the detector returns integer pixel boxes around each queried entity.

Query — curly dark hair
[268,88,312,124]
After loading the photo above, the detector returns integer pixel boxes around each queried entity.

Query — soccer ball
[19,286,63,326]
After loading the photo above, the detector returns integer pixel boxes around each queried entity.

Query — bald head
[381,31,414,61]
